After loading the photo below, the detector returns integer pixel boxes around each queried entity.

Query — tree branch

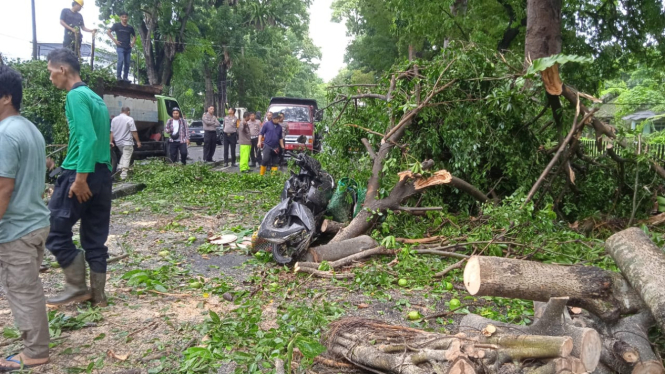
[361,138,377,160]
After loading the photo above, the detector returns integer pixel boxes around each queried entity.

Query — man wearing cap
[106,11,136,82]
[165,108,191,165]
[60,0,97,56]
[45,48,112,307]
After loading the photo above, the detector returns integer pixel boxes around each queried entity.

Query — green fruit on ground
[122,211,129,215]
[190,282,202,289]
[134,207,140,212]
[158,250,170,257]
[445,282,453,290]
[407,311,420,320]
[50,261,60,268]
[188,236,196,242]
[398,279,408,287]
[449,299,461,309]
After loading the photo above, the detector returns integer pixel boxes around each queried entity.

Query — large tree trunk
[139,17,159,86]
[605,227,665,332]
[463,256,645,321]
[204,62,214,109]
[524,0,562,61]
[218,62,228,112]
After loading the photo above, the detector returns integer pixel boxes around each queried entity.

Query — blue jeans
[116,47,131,80]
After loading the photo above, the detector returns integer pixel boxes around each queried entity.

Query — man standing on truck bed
[165,108,190,165]
[60,0,97,56]
[202,106,220,162]
[106,11,136,82]
[110,107,141,180]
[222,108,239,167]
[45,48,112,307]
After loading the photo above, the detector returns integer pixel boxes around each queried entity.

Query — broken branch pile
[315,227,665,374]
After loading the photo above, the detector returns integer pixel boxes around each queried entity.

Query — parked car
[188,120,223,146]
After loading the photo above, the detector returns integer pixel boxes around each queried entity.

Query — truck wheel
[196,142,202,146]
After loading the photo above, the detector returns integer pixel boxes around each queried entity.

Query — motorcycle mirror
[297,135,307,144]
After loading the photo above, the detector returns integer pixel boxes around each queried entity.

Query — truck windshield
[269,105,311,122]
[165,99,180,117]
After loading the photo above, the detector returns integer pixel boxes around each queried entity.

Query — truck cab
[266,97,322,152]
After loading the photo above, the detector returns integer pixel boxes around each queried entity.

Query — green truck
[99,83,181,172]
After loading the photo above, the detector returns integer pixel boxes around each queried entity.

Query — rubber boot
[47,252,91,306]
[260,166,267,176]
[90,272,108,307]
[271,167,278,172]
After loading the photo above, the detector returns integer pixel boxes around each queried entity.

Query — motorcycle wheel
[272,235,311,265]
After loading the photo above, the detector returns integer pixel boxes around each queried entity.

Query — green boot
[47,252,91,306]
[90,271,108,307]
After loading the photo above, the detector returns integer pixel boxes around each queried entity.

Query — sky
[0,0,350,82]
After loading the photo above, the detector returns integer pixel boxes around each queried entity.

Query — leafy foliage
[8,59,115,144]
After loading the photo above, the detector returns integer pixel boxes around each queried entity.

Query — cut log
[320,219,346,234]
[610,312,663,374]
[301,235,379,262]
[463,256,644,321]
[460,297,601,372]
[486,335,573,360]
[605,227,665,332]
[449,357,477,374]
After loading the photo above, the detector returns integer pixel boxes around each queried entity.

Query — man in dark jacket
[258,113,284,175]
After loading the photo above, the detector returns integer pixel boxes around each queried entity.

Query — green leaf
[210,311,221,324]
[294,336,326,359]
[526,54,593,76]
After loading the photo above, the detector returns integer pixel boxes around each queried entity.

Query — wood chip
[107,350,129,361]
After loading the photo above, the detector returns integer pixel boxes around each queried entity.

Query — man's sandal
[0,355,44,372]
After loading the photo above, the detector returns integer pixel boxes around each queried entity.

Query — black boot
[90,272,108,307]
[47,252,91,306]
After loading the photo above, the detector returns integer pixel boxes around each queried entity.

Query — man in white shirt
[110,107,141,179]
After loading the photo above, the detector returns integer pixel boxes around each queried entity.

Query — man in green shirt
[0,66,51,371]
[46,48,113,307]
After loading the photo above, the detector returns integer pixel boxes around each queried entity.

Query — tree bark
[605,227,665,332]
[204,62,214,109]
[525,0,562,61]
[301,235,379,262]
[463,256,645,321]
[139,15,159,86]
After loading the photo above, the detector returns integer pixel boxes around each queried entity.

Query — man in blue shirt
[0,66,51,371]
[258,113,284,175]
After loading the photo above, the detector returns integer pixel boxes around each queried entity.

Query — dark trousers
[46,165,112,273]
[261,145,280,167]
[223,132,237,165]
[250,137,261,165]
[169,141,188,165]
[203,131,217,162]
[116,47,131,80]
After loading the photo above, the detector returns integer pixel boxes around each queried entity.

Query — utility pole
[31,0,38,60]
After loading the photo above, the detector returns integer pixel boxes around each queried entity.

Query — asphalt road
[186,144,240,163]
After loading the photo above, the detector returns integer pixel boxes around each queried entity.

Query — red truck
[266,97,322,152]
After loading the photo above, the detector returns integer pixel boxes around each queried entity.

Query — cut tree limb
[296,246,391,270]
[463,256,645,322]
[320,219,346,234]
[301,235,379,262]
[361,138,377,160]
[605,227,665,332]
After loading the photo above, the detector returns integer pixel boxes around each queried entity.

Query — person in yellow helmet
[60,0,97,56]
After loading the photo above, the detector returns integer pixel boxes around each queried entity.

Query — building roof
[622,110,659,121]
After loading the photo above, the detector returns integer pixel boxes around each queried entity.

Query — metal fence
[579,139,665,162]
